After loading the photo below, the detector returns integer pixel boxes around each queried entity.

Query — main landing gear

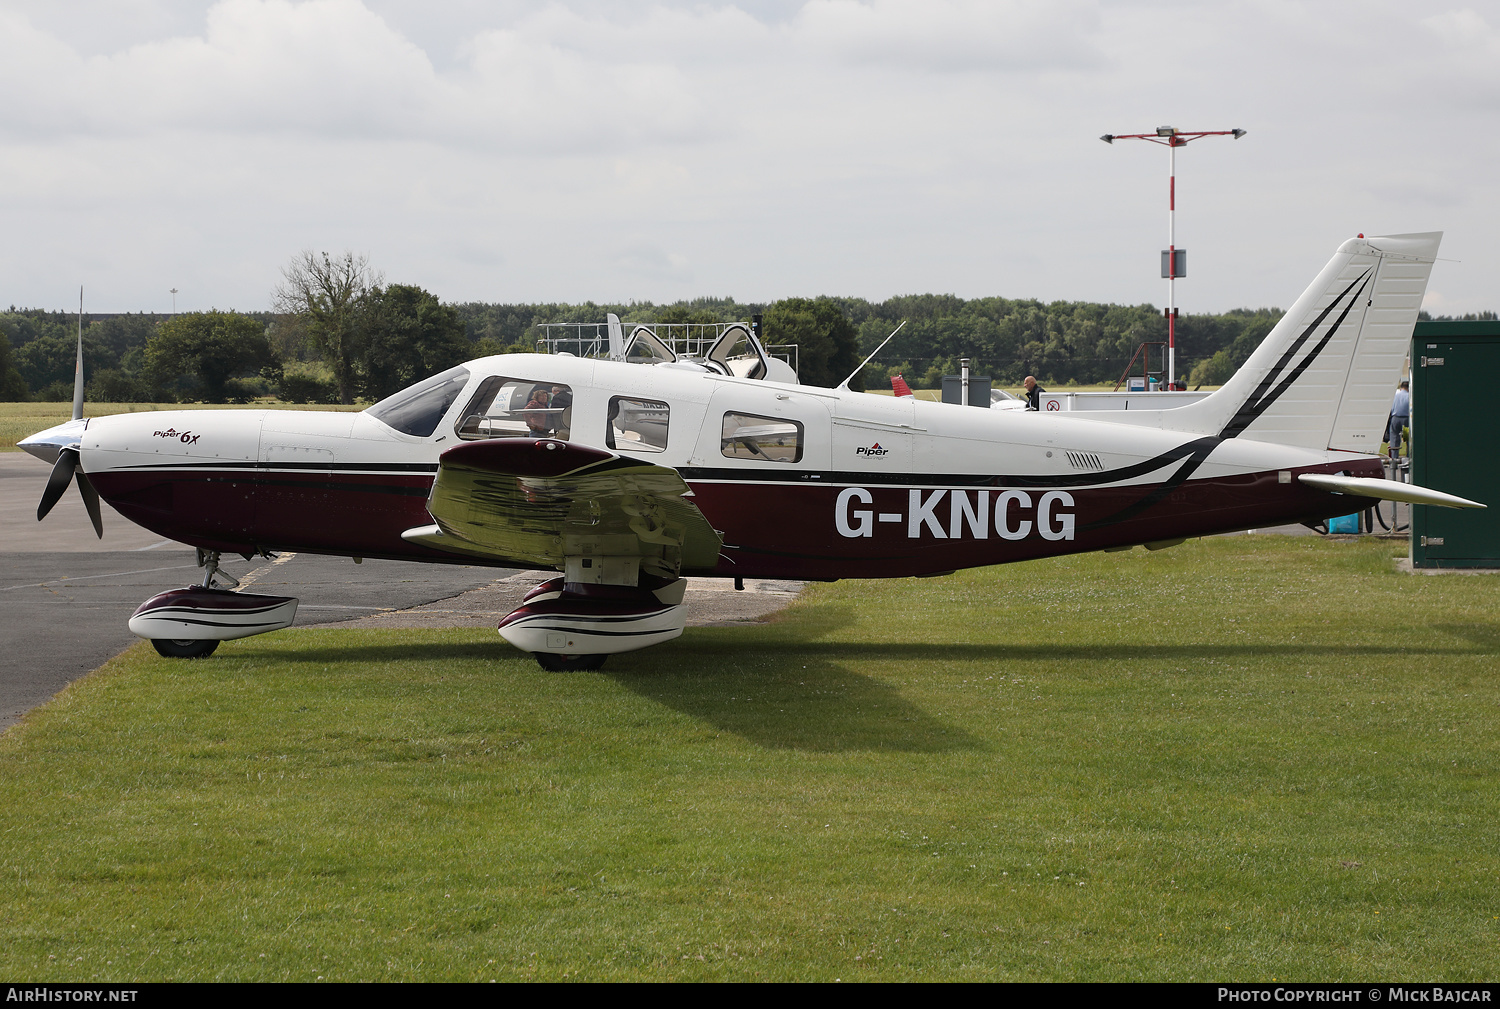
[499,574,689,672]
[533,652,609,672]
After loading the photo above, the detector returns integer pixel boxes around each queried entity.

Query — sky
[1,0,1496,315]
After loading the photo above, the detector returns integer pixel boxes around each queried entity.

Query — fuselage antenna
[836,320,906,391]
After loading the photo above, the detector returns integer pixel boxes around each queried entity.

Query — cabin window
[456,377,575,441]
[721,412,803,463]
[608,397,669,454]
[367,366,471,438]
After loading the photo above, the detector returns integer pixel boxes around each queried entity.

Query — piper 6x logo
[153,427,201,446]
[855,443,889,458]
[836,487,1076,541]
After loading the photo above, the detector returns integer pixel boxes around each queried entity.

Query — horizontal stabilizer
[1298,473,1485,510]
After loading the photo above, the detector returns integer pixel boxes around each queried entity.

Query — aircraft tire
[151,638,221,659]
[534,652,608,672]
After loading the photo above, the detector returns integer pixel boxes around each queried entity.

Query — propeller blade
[73,285,85,422]
[38,448,78,522]
[76,470,104,538]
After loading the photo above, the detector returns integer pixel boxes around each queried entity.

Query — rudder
[1145,232,1440,451]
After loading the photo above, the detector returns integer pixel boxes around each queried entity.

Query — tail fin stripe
[1230,273,1372,436]
[1219,269,1372,439]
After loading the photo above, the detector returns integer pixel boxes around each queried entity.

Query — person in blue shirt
[1388,380,1410,460]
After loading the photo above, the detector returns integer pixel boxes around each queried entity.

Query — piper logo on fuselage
[835,487,1076,541]
[153,428,201,446]
[855,443,889,458]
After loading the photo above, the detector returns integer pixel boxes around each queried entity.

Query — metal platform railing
[534,322,797,376]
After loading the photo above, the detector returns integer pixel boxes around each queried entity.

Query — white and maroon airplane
[19,232,1481,670]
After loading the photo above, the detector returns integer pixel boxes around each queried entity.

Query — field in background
[1,536,1496,982]
[1,402,363,452]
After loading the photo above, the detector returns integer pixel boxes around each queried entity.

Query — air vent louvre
[1065,451,1104,471]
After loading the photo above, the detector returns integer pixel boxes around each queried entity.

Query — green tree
[358,284,471,400]
[146,311,279,403]
[13,329,112,394]
[273,251,379,404]
[762,297,861,389]
[0,331,28,400]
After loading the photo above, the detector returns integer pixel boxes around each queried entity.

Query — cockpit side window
[456,377,575,441]
[721,412,803,463]
[607,397,669,454]
[366,366,471,438]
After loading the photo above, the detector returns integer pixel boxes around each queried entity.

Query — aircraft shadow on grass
[1429,623,1500,654]
[604,655,982,755]
[228,609,1497,754]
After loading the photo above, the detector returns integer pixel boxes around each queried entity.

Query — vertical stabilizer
[1144,232,1439,451]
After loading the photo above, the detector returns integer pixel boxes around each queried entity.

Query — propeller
[37,447,103,537]
[33,285,103,538]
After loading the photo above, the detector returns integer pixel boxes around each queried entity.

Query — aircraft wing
[401,439,723,578]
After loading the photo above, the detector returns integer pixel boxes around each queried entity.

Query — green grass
[2,536,1497,981]
[0,402,363,452]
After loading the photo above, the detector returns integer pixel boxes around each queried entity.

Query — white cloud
[792,0,1105,72]
[0,0,1495,315]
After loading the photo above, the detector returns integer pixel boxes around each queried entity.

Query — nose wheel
[151,638,221,659]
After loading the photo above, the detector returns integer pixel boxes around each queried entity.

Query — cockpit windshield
[366,366,471,438]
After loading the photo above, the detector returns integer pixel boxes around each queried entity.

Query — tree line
[2,255,1491,404]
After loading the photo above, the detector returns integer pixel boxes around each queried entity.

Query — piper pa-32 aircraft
[19,232,1483,670]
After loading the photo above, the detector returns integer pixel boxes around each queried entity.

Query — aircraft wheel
[151,638,221,659]
[534,652,608,672]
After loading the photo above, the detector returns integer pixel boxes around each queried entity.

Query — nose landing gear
[130,549,299,658]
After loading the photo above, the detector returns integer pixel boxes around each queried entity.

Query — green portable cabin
[1410,319,1500,569]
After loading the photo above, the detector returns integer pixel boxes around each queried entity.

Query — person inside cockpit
[522,388,553,435]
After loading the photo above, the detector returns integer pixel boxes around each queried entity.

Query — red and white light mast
[1101,126,1246,388]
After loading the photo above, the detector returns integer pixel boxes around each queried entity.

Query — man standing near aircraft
[1023,375,1045,411]
[1388,379,1410,461]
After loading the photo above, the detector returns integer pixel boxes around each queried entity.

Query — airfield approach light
[1100,125,1248,387]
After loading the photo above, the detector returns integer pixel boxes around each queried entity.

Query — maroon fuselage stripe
[90,457,1381,580]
